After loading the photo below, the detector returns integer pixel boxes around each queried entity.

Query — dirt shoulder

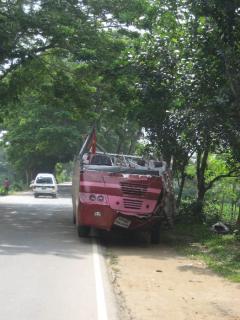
[105,239,240,320]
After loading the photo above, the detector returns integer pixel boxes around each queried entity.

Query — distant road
[0,190,118,320]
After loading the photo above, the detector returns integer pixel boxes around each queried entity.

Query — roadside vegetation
[0,1,240,275]
[170,157,240,282]
[161,221,240,282]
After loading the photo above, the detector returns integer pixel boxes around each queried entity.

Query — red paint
[77,170,163,231]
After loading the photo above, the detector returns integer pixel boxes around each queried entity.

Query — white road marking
[92,240,108,320]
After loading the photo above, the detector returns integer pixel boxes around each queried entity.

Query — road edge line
[92,240,108,320]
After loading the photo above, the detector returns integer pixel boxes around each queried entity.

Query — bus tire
[150,224,161,244]
[77,225,90,237]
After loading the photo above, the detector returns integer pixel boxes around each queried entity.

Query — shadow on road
[0,192,92,260]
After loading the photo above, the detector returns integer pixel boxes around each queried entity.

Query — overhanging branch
[206,168,240,191]
[0,44,54,81]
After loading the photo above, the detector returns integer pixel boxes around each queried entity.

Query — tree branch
[206,168,240,191]
[0,44,54,81]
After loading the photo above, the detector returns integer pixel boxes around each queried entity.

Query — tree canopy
[1,0,240,218]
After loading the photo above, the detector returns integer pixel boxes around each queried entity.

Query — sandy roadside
[106,243,240,320]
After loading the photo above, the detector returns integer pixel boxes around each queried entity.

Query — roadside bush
[177,200,206,224]
[168,222,240,282]
[11,182,25,191]
[0,187,6,195]
[55,162,72,183]
[203,201,222,224]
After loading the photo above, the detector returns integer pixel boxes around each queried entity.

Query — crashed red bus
[72,129,175,243]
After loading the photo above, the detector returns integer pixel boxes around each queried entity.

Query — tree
[111,0,240,217]
[2,22,141,178]
[3,92,88,181]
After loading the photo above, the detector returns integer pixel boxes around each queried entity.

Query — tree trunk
[221,194,225,215]
[176,171,186,209]
[231,183,236,219]
[195,141,210,216]
[196,188,206,216]
[116,137,123,154]
[128,128,142,154]
[237,207,240,227]
[25,170,29,186]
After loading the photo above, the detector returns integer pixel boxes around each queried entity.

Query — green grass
[163,223,240,282]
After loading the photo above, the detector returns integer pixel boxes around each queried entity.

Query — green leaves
[1,0,240,202]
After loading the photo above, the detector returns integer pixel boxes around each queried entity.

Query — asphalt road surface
[0,186,118,320]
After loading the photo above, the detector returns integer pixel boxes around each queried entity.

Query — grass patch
[105,250,120,275]
[105,249,118,265]
[163,223,240,282]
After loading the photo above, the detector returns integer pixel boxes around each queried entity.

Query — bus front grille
[120,182,148,197]
[123,198,143,209]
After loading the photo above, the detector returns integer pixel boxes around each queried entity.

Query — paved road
[0,189,118,320]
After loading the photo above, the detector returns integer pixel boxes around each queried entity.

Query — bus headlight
[97,195,104,202]
[89,194,96,201]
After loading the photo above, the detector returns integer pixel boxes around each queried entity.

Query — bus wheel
[150,224,161,244]
[77,225,90,237]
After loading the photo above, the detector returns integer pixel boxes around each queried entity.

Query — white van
[32,173,58,198]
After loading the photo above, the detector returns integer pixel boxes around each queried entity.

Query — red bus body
[72,130,174,239]
[78,169,164,231]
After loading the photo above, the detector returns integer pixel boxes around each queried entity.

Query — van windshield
[36,177,53,184]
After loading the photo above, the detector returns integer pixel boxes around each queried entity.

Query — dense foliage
[1,0,240,223]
